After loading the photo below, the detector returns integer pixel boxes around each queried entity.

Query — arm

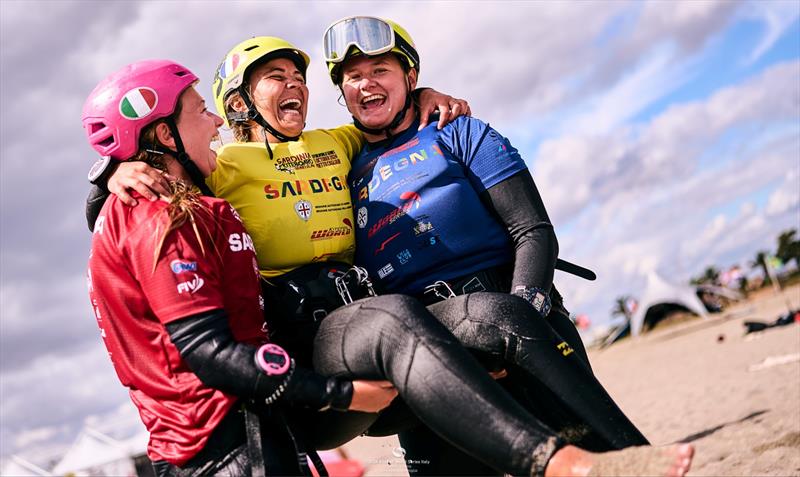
[86,186,110,232]
[166,310,396,412]
[166,309,354,410]
[480,169,558,307]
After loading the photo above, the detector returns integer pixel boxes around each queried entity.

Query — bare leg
[545,444,695,477]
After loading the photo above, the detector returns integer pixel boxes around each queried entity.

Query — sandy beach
[340,284,800,476]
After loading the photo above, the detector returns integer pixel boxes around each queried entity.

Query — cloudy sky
[1,0,798,467]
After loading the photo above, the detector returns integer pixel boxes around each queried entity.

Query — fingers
[418,106,432,130]
[437,104,450,130]
[489,369,508,380]
[115,187,137,207]
[108,161,172,204]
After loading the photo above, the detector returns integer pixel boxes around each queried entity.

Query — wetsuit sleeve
[166,310,353,411]
[86,185,110,232]
[480,169,558,294]
[327,124,365,164]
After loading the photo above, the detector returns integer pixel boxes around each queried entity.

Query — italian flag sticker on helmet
[119,87,158,120]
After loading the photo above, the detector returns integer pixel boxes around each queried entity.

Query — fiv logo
[177,274,205,294]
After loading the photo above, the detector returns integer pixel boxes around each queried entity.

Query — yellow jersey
[207,125,363,278]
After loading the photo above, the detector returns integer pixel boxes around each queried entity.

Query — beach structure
[51,427,149,477]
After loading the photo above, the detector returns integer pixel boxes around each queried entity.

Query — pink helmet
[82,59,198,161]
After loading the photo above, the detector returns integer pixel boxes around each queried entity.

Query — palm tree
[611,295,633,319]
[776,229,800,267]
[750,250,770,286]
[691,266,720,285]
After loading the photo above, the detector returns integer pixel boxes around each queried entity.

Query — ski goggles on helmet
[323,16,418,66]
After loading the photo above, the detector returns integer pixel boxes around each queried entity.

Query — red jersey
[87,194,266,465]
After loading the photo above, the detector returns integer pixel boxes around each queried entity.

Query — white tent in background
[51,427,146,477]
[630,271,709,336]
[0,455,52,476]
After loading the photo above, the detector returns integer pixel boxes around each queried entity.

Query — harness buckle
[423,280,456,301]
[335,266,377,305]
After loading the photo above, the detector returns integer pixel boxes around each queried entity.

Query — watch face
[88,156,112,182]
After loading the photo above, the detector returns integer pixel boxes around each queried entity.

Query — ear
[154,122,176,150]
[407,68,418,91]
[229,92,248,113]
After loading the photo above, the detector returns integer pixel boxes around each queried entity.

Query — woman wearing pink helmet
[84,59,403,476]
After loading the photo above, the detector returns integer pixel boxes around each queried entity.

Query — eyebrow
[344,58,391,74]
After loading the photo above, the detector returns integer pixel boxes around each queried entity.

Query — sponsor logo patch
[357,207,368,228]
[413,220,434,235]
[177,274,205,294]
[377,263,395,279]
[264,175,348,199]
[310,219,353,241]
[295,199,312,221]
[229,232,255,252]
[368,191,421,238]
[170,260,198,274]
[397,249,412,265]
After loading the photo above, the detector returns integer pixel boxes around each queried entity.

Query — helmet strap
[163,117,215,197]
[234,86,303,158]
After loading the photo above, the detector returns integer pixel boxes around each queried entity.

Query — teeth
[279,98,301,109]
[362,94,385,104]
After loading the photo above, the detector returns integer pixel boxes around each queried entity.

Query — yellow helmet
[212,36,310,127]
[323,16,420,85]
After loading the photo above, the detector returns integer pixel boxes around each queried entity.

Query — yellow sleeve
[325,124,364,163]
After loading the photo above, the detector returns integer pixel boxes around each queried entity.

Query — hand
[417,89,472,130]
[489,369,508,380]
[348,380,398,413]
[108,162,174,206]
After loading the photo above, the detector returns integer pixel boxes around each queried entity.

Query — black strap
[162,117,215,197]
[276,409,329,477]
[230,85,303,161]
[555,258,596,281]
[244,404,266,477]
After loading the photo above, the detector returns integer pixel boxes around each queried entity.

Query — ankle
[544,445,593,477]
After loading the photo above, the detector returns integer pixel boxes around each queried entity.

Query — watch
[514,286,552,317]
[87,156,116,185]
[255,343,292,376]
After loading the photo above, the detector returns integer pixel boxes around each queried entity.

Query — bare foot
[544,443,694,477]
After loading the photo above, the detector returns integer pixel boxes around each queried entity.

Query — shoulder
[439,116,491,135]
[216,141,265,160]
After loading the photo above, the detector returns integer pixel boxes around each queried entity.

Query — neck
[362,104,417,143]
[163,156,192,182]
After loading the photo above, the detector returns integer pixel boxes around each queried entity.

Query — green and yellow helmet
[212,36,310,127]
[323,16,420,85]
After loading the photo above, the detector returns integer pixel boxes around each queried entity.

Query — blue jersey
[349,116,527,294]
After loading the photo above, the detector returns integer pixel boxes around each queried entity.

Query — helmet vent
[97,136,114,147]
[174,71,188,77]
[244,45,259,51]
[89,122,106,134]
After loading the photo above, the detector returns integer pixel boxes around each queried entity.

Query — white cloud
[741,0,800,65]
[0,0,798,462]
[766,169,800,216]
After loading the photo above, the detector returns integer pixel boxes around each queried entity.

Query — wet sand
[340,284,800,476]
